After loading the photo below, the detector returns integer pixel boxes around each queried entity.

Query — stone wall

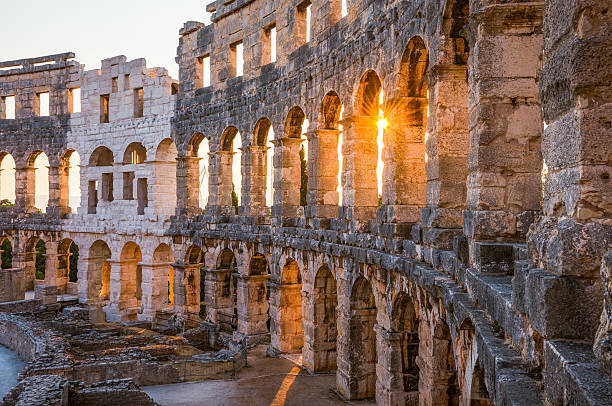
[0,0,610,404]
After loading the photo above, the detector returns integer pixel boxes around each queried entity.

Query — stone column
[525,0,611,355]
[175,155,201,216]
[306,129,341,221]
[236,274,270,340]
[340,115,378,227]
[15,166,36,213]
[44,242,68,295]
[376,328,419,406]
[206,151,235,215]
[464,2,544,273]
[205,267,233,329]
[241,145,269,216]
[302,280,338,373]
[272,137,304,221]
[104,260,138,322]
[140,263,173,321]
[11,248,31,290]
[172,263,201,317]
[268,280,304,354]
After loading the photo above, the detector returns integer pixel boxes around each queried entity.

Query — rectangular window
[38,92,50,116]
[123,172,135,200]
[68,88,81,114]
[1,96,15,119]
[111,77,118,93]
[101,173,114,202]
[100,94,109,123]
[137,178,148,215]
[297,1,313,45]
[230,41,244,78]
[342,0,348,17]
[134,87,144,118]
[88,180,98,214]
[124,74,131,90]
[263,25,277,65]
[202,55,211,87]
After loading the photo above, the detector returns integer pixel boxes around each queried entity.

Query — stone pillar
[525,0,611,351]
[306,129,341,220]
[236,274,270,340]
[422,65,469,235]
[302,279,338,373]
[152,161,177,216]
[47,164,70,218]
[340,115,378,226]
[140,263,173,321]
[381,97,427,224]
[15,166,36,213]
[205,267,233,329]
[0,268,25,302]
[172,263,201,316]
[376,328,419,406]
[272,137,304,220]
[242,145,269,216]
[175,155,201,216]
[11,249,31,290]
[44,244,68,295]
[206,151,235,215]
[464,2,543,273]
[268,280,304,354]
[104,260,138,322]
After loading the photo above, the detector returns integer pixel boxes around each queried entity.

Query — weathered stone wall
[0,0,610,404]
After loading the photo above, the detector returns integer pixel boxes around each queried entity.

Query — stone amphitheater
[0,0,611,405]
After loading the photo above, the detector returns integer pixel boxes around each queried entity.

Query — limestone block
[594,251,612,376]
[526,268,602,340]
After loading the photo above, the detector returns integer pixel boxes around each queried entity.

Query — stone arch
[342,276,378,400]
[60,149,81,214]
[253,118,272,147]
[87,240,111,301]
[0,152,16,204]
[214,248,238,331]
[117,241,143,320]
[151,243,176,309]
[270,258,304,353]
[23,236,46,290]
[305,264,337,372]
[153,138,178,215]
[470,359,492,405]
[89,146,114,167]
[381,36,428,212]
[349,70,384,214]
[187,133,209,209]
[320,91,343,130]
[27,150,49,212]
[284,106,306,139]
[56,238,79,294]
[123,142,147,165]
[0,235,13,269]
[240,253,271,340]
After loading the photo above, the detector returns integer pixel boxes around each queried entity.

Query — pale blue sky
[0,1,212,78]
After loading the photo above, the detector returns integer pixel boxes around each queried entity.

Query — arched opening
[470,360,492,405]
[61,150,81,212]
[277,258,303,353]
[88,240,111,301]
[219,127,242,213]
[353,71,383,213]
[123,142,147,165]
[390,292,420,403]
[28,151,49,212]
[430,320,460,405]
[216,248,238,331]
[189,133,210,210]
[153,243,176,312]
[154,139,178,215]
[348,277,377,399]
[119,242,143,320]
[89,146,114,167]
[309,265,337,372]
[382,36,428,214]
[57,239,79,295]
[245,253,270,337]
[23,237,45,290]
[183,244,203,317]
[0,153,16,205]
[275,107,307,210]
[314,91,344,210]
[251,118,274,210]
[0,237,12,269]
[88,146,114,213]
